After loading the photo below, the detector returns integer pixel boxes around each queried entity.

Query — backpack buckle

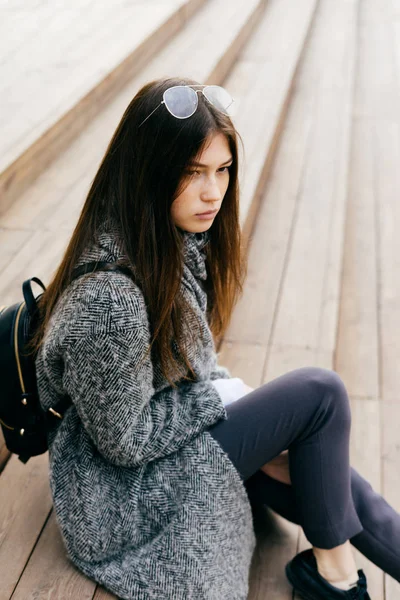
[21,392,33,406]
[48,407,63,420]
[46,395,72,429]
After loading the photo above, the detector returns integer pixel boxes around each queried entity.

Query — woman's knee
[300,367,351,424]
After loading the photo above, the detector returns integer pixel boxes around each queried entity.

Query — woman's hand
[242,383,254,395]
[211,378,254,406]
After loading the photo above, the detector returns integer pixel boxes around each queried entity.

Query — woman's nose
[201,178,222,202]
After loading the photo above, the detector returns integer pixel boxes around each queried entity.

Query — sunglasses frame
[138,85,235,128]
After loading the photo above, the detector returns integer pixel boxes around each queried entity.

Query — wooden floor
[1,0,400,598]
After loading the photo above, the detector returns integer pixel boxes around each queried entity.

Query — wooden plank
[0,2,87,67]
[0,227,34,273]
[335,119,379,399]
[374,122,400,397]
[0,430,10,474]
[10,512,98,600]
[217,341,267,390]
[0,454,52,599]
[0,1,150,102]
[92,586,118,600]
[0,0,111,146]
[374,0,400,588]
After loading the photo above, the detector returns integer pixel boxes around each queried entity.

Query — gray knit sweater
[35,224,256,599]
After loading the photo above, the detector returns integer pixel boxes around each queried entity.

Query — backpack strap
[46,261,133,427]
[22,277,46,317]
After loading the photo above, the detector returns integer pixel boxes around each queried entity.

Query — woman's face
[171,132,233,233]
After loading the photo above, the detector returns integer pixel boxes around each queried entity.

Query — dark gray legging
[206,367,400,582]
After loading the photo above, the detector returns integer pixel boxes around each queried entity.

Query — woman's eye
[185,165,231,176]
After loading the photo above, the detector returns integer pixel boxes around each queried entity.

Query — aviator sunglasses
[138,85,235,128]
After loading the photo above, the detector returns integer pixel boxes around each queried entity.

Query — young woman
[33,77,400,600]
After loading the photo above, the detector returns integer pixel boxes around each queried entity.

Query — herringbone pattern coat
[35,222,256,599]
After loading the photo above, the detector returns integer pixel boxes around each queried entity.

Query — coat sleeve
[61,289,227,468]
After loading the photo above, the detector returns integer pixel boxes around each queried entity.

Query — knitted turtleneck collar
[181,229,210,281]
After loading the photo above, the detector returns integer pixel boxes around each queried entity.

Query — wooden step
[0,0,206,214]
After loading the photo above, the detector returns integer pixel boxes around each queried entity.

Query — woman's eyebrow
[189,156,233,167]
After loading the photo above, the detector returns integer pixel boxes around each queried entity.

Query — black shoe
[285,549,371,599]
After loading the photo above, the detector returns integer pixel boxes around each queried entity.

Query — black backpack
[0,261,132,464]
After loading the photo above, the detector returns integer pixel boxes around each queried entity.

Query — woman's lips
[196,209,217,215]
[195,210,217,220]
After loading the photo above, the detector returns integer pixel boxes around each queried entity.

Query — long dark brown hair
[29,76,248,387]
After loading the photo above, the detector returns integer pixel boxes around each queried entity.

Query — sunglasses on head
[138,84,235,128]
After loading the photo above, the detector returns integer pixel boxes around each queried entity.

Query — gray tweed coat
[35,222,256,600]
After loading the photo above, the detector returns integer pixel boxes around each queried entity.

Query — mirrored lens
[203,85,234,114]
[164,86,198,118]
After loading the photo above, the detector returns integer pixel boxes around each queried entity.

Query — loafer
[285,549,371,599]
